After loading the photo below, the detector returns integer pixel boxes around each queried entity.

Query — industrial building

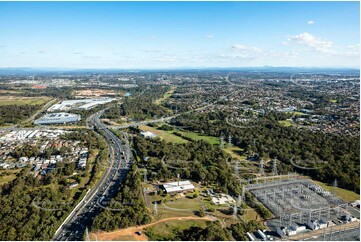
[34,113,81,125]
[162,180,195,194]
[48,98,114,111]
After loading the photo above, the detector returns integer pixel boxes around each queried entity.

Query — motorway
[52,109,132,241]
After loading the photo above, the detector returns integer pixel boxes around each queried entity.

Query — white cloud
[286,32,333,53]
[307,20,315,25]
[145,49,163,53]
[206,34,214,39]
[232,44,263,53]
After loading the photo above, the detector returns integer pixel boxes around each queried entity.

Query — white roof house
[162,180,195,193]
[141,131,157,138]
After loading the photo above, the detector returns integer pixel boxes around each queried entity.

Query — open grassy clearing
[0,96,51,106]
[278,120,294,127]
[176,130,220,145]
[154,86,176,105]
[139,125,188,144]
[223,146,247,160]
[145,219,207,240]
[0,169,21,185]
[164,197,202,210]
[243,206,262,221]
[312,180,359,202]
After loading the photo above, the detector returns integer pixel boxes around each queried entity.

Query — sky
[0,1,359,69]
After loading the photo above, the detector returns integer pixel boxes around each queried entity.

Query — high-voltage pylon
[153,202,158,217]
[219,136,225,148]
[242,185,245,201]
[272,158,278,176]
[259,159,265,176]
[228,135,232,147]
[144,169,147,182]
[234,160,239,178]
[332,179,338,195]
[85,227,90,241]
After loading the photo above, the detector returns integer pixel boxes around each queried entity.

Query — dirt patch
[91,216,216,241]
[74,89,118,98]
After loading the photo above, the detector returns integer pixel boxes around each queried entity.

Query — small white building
[19,157,29,163]
[78,158,87,169]
[307,219,328,230]
[69,182,79,189]
[141,131,157,138]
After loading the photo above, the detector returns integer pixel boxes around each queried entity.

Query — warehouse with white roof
[34,113,81,125]
[162,180,195,194]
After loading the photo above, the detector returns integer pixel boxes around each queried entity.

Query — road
[52,109,132,241]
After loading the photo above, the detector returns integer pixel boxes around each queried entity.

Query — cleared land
[74,89,120,97]
[176,130,220,145]
[139,125,187,144]
[145,219,207,240]
[278,120,294,127]
[0,96,50,106]
[313,180,360,202]
[0,169,21,185]
[154,86,176,105]
[90,216,215,241]
[223,146,247,160]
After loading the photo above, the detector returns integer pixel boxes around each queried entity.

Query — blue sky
[0,1,359,68]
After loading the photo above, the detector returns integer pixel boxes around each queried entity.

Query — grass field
[154,86,176,105]
[145,219,207,240]
[0,169,21,185]
[176,130,220,145]
[0,96,50,106]
[278,120,294,127]
[244,206,262,221]
[139,125,188,144]
[313,180,360,202]
[164,197,202,210]
[223,146,247,160]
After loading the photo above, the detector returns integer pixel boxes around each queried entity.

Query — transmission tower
[332,179,338,195]
[234,160,239,178]
[144,169,147,183]
[228,135,232,147]
[85,227,90,241]
[220,136,225,148]
[259,159,264,176]
[242,185,246,201]
[272,158,278,176]
[153,202,158,217]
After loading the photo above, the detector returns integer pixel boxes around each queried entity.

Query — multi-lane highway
[52,109,132,241]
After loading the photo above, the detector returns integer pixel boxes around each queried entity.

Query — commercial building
[141,131,157,138]
[34,113,81,125]
[162,180,195,194]
[48,98,114,111]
